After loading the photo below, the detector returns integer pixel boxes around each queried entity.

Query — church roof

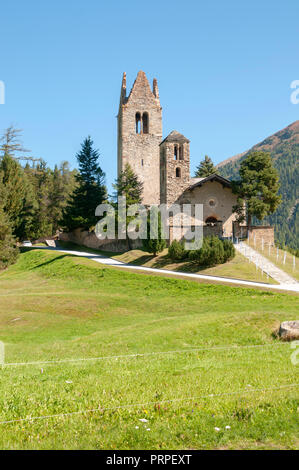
[188,173,232,190]
[160,130,190,145]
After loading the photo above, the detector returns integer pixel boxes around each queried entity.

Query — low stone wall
[203,222,223,238]
[248,226,275,246]
[233,222,275,246]
[59,229,142,252]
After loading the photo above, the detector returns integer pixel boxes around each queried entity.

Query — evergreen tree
[61,137,106,231]
[0,154,37,239]
[0,125,29,159]
[195,155,217,177]
[218,133,299,250]
[29,160,53,237]
[143,207,166,256]
[113,163,143,205]
[233,151,281,229]
[113,163,143,249]
[0,125,41,164]
[48,165,66,232]
[0,206,19,269]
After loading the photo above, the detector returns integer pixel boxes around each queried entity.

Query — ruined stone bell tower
[117,71,162,205]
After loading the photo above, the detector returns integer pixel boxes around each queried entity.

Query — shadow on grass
[21,251,76,271]
[124,250,211,273]
[58,240,120,258]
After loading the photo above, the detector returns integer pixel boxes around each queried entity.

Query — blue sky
[0,0,298,192]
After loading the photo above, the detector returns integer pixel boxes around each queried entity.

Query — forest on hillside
[219,142,299,250]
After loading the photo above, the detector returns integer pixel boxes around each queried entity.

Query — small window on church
[141,159,144,166]
[142,112,149,134]
[206,216,218,226]
[174,145,178,160]
[135,112,141,134]
[179,145,184,160]
[176,167,181,178]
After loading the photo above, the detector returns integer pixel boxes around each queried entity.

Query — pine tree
[47,165,65,232]
[29,160,53,238]
[113,163,143,205]
[195,155,217,177]
[61,137,106,231]
[113,163,143,249]
[142,207,166,256]
[0,125,41,164]
[0,154,37,239]
[233,151,281,229]
[0,206,19,269]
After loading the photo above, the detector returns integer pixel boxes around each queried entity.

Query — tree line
[0,125,283,270]
[0,127,78,268]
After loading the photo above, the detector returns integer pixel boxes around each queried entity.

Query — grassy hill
[0,249,298,449]
[58,241,277,285]
[218,121,299,250]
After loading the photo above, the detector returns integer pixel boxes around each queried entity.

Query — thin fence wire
[0,382,298,426]
[4,342,289,367]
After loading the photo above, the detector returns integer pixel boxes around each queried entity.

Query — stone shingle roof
[188,173,232,190]
[160,130,190,145]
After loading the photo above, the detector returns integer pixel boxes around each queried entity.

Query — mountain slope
[218,121,299,250]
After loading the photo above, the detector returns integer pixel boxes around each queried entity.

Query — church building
[117,71,238,238]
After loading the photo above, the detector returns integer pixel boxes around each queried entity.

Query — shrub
[168,240,187,261]
[189,236,234,267]
[222,239,235,262]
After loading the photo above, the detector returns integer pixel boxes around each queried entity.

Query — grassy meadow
[0,249,298,449]
[58,241,277,284]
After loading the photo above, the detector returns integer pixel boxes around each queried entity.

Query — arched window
[179,145,184,160]
[174,145,178,160]
[205,216,218,226]
[176,167,181,178]
[135,112,141,134]
[142,112,149,134]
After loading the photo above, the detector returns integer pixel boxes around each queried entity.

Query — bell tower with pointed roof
[160,130,191,205]
[117,71,162,205]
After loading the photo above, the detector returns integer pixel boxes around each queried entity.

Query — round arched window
[205,216,218,226]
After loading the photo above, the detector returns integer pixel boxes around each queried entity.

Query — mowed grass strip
[0,249,298,449]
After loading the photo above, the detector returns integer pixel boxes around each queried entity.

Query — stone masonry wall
[117,71,162,206]
[160,141,190,205]
[183,181,238,237]
[59,229,142,253]
[248,226,275,246]
[233,223,275,246]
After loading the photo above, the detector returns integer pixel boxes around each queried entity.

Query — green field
[113,249,277,284]
[0,249,298,450]
[58,241,277,284]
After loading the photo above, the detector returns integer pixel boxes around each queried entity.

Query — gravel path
[234,242,298,286]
